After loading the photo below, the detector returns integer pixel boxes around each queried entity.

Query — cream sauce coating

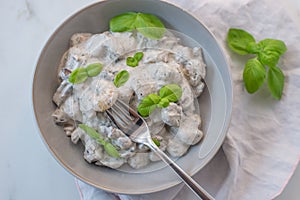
[52,30,206,169]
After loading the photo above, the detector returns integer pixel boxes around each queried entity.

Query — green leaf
[152,138,160,147]
[246,42,261,54]
[135,13,166,39]
[109,12,166,39]
[257,39,287,67]
[147,94,161,104]
[96,139,106,146]
[126,57,138,67]
[104,142,120,158]
[68,68,88,84]
[126,52,144,67]
[159,84,182,102]
[137,94,161,117]
[137,84,182,117]
[268,67,284,99]
[227,28,256,55]
[79,124,106,146]
[109,12,137,32]
[86,63,103,77]
[114,70,130,88]
[157,98,169,108]
[79,124,104,142]
[79,124,119,157]
[258,39,287,55]
[258,51,281,67]
[134,52,144,61]
[68,63,103,84]
[243,58,266,93]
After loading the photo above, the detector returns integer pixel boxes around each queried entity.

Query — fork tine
[107,99,149,137]
[106,108,129,129]
[112,100,134,122]
[110,106,131,127]
[106,99,138,134]
[116,99,140,118]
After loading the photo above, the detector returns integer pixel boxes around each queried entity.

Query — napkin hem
[75,179,84,200]
[271,155,300,199]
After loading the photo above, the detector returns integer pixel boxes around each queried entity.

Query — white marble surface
[0,0,299,199]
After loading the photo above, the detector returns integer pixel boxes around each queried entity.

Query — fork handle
[149,144,215,200]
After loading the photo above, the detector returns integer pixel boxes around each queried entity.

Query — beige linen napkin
[76,0,300,199]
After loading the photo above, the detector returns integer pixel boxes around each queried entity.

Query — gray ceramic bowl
[32,0,232,194]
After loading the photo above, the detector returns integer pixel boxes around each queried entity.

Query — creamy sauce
[52,30,206,169]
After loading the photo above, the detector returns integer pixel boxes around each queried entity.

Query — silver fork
[106,99,214,200]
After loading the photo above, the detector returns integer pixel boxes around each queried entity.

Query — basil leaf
[137,94,161,117]
[152,138,160,147]
[134,52,144,61]
[79,124,119,157]
[159,84,182,102]
[79,124,104,143]
[68,68,88,84]
[246,42,261,54]
[227,28,256,55]
[114,70,130,88]
[138,84,181,116]
[258,39,287,55]
[243,58,266,93]
[110,12,166,39]
[126,52,144,67]
[68,63,103,84]
[268,67,284,99]
[257,39,287,67]
[79,125,106,146]
[258,51,280,67]
[96,139,106,146]
[126,57,138,67]
[109,12,137,32]
[104,142,120,158]
[147,94,161,104]
[135,13,166,39]
[157,98,169,108]
[86,63,103,77]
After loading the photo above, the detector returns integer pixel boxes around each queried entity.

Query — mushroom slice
[70,33,92,47]
[52,108,71,125]
[52,80,73,107]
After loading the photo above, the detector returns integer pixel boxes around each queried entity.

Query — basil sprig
[138,84,182,117]
[79,124,120,158]
[109,12,166,40]
[68,63,103,84]
[126,52,144,67]
[138,94,161,117]
[227,28,287,99]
